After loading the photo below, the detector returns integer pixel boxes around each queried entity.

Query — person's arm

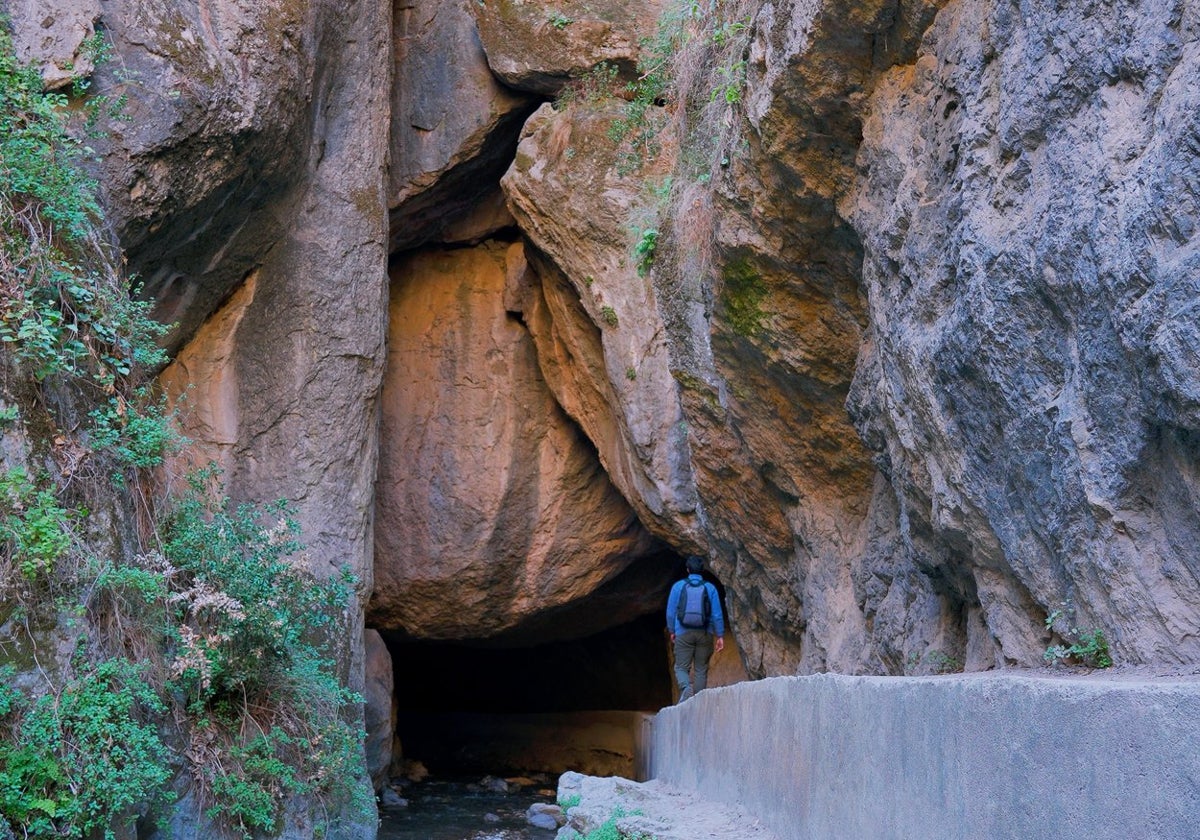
[708,582,725,651]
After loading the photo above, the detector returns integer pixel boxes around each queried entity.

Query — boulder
[470,0,669,95]
[554,771,778,840]
[363,630,395,791]
[389,0,536,251]
[367,242,670,642]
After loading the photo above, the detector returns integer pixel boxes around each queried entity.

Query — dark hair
[685,555,704,574]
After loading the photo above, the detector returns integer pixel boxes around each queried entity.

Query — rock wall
[9,0,391,833]
[7,0,1200,831]
[846,0,1200,666]
[486,0,1200,675]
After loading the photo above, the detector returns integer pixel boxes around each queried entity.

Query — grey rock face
[470,0,668,95]
[846,0,1200,665]
[389,0,536,251]
[5,0,101,89]
[82,0,334,350]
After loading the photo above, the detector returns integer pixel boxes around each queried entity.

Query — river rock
[528,802,566,829]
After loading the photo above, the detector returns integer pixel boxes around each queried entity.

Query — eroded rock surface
[470,0,668,95]
[368,243,672,643]
[389,0,535,251]
[845,0,1200,665]
[497,0,957,677]
[5,0,101,89]
[82,0,357,349]
[503,102,704,553]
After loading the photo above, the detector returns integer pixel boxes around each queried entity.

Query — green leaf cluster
[1043,609,1113,669]
[0,661,173,840]
[0,468,75,580]
[634,228,659,276]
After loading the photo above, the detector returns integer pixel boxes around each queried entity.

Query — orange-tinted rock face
[368,243,673,642]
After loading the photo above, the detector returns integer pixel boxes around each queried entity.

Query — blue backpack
[677,580,710,629]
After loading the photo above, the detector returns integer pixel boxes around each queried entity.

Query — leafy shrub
[0,660,173,840]
[153,468,367,835]
[0,469,74,580]
[1043,608,1113,669]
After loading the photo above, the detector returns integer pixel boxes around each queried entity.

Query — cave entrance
[379,612,672,781]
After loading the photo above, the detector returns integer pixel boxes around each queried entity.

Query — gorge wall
[4,0,1200,832]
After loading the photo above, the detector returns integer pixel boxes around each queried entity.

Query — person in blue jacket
[665,555,725,702]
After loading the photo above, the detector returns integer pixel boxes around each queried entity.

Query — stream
[377,776,561,840]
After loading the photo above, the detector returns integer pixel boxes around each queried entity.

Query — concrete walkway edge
[649,672,1200,840]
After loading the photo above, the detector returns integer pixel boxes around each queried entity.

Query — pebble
[380,788,408,810]
[527,802,566,829]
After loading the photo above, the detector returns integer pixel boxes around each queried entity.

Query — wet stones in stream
[377,769,566,840]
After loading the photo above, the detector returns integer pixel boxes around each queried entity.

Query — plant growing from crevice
[599,305,619,328]
[905,649,962,675]
[558,806,657,840]
[1043,607,1113,669]
[634,228,659,276]
[556,62,621,110]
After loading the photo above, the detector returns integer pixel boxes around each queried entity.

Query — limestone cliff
[5,0,1200,832]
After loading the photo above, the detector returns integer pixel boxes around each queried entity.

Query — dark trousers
[673,628,714,702]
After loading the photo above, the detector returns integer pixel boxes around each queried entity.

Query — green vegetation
[906,649,963,675]
[634,228,659,276]
[548,11,574,29]
[1,469,75,580]
[0,661,173,840]
[558,806,656,840]
[556,61,620,109]
[599,305,619,328]
[0,25,368,839]
[719,257,768,337]
[1043,608,1113,669]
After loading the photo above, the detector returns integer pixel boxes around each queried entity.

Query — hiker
[666,555,725,703]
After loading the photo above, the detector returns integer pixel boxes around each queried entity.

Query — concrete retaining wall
[649,673,1200,840]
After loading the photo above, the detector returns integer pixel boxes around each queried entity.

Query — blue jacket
[666,574,725,636]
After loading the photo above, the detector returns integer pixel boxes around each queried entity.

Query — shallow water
[377,777,561,840]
